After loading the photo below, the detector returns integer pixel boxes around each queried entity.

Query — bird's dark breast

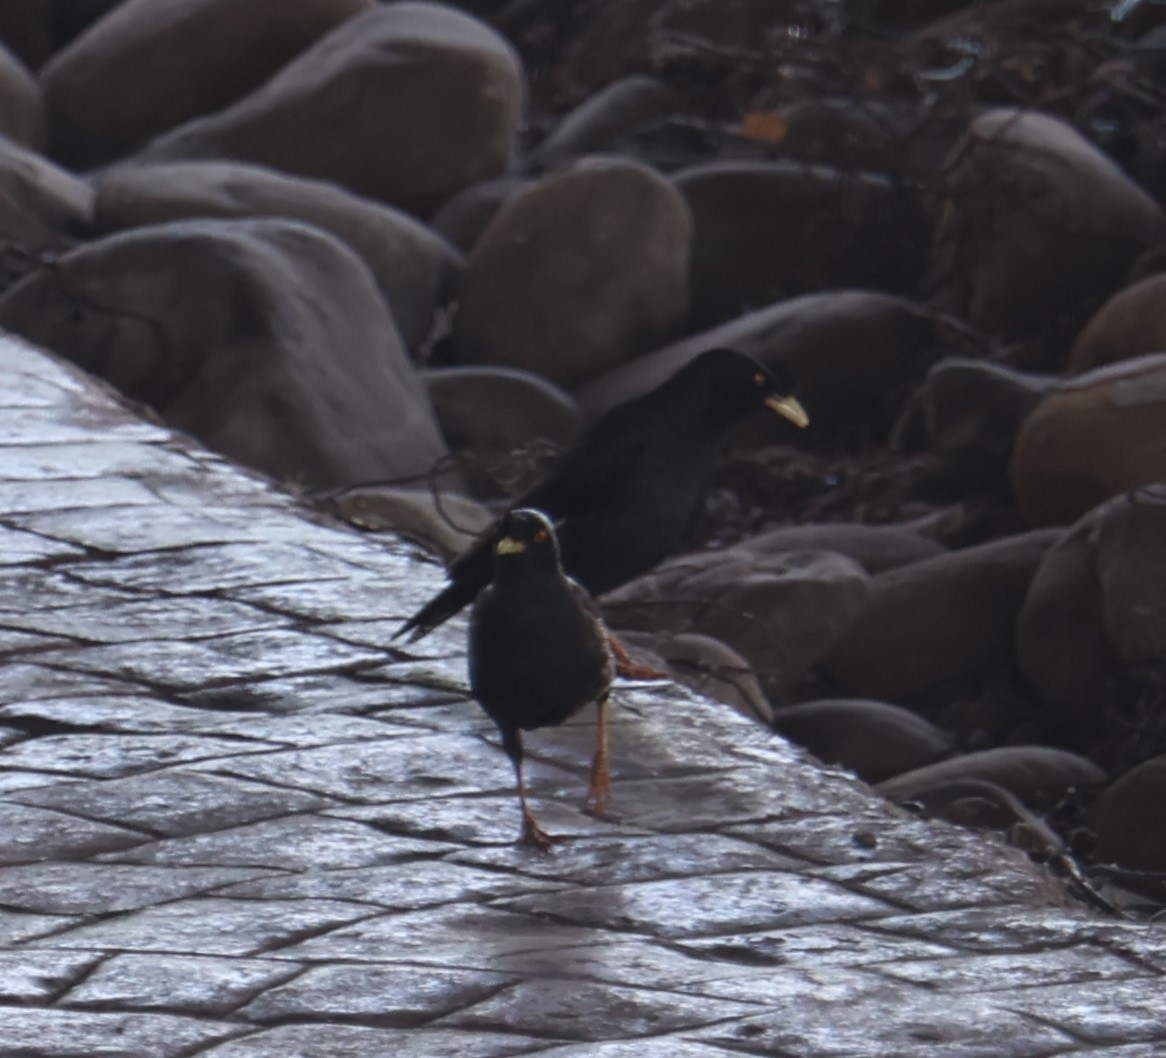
[469,585,612,732]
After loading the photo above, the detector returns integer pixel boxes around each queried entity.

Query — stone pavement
[1,331,1165,1058]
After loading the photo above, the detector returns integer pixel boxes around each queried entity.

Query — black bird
[399,347,808,643]
[469,508,615,850]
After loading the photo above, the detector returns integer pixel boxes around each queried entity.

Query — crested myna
[469,508,615,850]
[399,347,808,642]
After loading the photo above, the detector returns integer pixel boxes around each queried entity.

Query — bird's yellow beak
[495,536,527,556]
[766,394,809,428]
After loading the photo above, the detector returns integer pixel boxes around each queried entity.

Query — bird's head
[670,348,809,432]
[492,508,562,576]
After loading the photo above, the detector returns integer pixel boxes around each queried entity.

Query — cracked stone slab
[0,908,80,945]
[0,801,146,863]
[62,953,302,1016]
[40,629,385,689]
[101,813,457,870]
[497,870,893,939]
[436,976,765,1041]
[199,1024,542,1058]
[0,440,205,482]
[67,541,365,594]
[0,475,161,514]
[11,769,332,835]
[0,596,290,644]
[448,832,802,885]
[275,905,605,966]
[37,896,377,957]
[0,862,275,915]
[216,859,558,909]
[0,1007,243,1057]
[0,569,136,614]
[0,404,170,446]
[691,990,1078,1058]
[0,949,99,1003]
[0,524,83,564]
[0,730,283,778]
[199,731,572,805]
[241,962,520,1026]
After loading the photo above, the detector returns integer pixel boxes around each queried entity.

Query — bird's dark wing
[395,534,494,642]
[517,407,649,519]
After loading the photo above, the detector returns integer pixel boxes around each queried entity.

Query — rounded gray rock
[135,3,525,217]
[451,157,692,389]
[92,160,464,354]
[42,0,373,168]
[0,217,448,490]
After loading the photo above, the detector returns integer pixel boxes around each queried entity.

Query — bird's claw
[520,813,564,853]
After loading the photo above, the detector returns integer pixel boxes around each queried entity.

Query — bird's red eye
[534,528,549,544]
[753,372,766,387]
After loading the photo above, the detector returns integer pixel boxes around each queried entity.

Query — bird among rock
[468,507,615,850]
[399,347,809,643]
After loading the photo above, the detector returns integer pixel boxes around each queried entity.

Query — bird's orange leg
[503,728,561,853]
[586,694,613,816]
[607,632,670,681]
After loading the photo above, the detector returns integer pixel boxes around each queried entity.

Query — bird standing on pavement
[399,348,809,643]
[469,508,614,850]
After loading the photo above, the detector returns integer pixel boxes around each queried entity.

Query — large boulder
[674,161,926,330]
[1017,489,1166,725]
[0,0,52,70]
[0,218,448,489]
[922,358,1058,486]
[450,158,692,389]
[1096,756,1166,889]
[742,522,946,575]
[823,531,1062,702]
[603,547,871,699]
[0,136,92,250]
[928,108,1164,342]
[134,3,525,217]
[92,160,463,354]
[42,0,371,169]
[877,746,1105,811]
[429,177,532,253]
[773,698,953,783]
[0,40,41,147]
[1010,353,1166,527]
[576,290,936,431]
[1068,273,1166,375]
[529,74,672,172]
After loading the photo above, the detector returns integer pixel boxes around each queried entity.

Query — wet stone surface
[0,333,1164,1056]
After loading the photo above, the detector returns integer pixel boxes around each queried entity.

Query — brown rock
[529,75,672,172]
[42,0,372,169]
[823,531,1062,702]
[576,290,935,430]
[327,485,492,561]
[429,177,532,254]
[877,746,1105,810]
[604,547,870,698]
[92,160,463,354]
[922,358,1058,485]
[617,630,773,725]
[773,698,953,783]
[1096,756,1166,877]
[135,3,525,217]
[0,136,92,248]
[1069,273,1166,375]
[928,108,1164,341]
[424,365,583,454]
[0,41,41,147]
[1010,353,1166,527]
[743,522,946,575]
[1014,519,1112,726]
[0,218,448,490]
[451,158,691,389]
[674,161,926,330]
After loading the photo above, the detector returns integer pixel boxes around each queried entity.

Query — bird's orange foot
[607,633,670,681]
[586,756,614,818]
[520,811,564,853]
